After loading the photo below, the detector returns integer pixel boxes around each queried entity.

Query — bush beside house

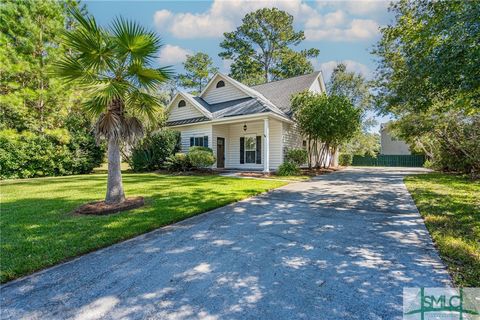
[128,130,180,172]
[277,148,307,176]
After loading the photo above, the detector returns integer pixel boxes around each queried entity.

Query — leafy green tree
[342,132,380,157]
[327,63,378,155]
[373,0,480,176]
[179,52,218,94]
[291,92,361,168]
[373,0,479,114]
[219,8,319,85]
[328,63,372,112]
[0,0,73,132]
[55,9,171,204]
[272,48,319,80]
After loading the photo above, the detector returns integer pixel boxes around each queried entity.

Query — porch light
[243,124,247,132]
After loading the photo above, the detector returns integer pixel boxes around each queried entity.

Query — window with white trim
[190,136,208,147]
[244,135,256,163]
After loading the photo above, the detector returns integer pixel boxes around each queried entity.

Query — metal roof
[251,71,322,113]
[166,72,322,126]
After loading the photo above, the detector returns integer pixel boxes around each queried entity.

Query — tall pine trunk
[105,138,125,204]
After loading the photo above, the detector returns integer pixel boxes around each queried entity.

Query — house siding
[309,79,323,93]
[282,122,304,161]
[202,79,249,104]
[168,96,204,122]
[380,129,411,155]
[175,124,213,153]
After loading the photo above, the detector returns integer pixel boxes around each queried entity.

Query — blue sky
[86,0,393,131]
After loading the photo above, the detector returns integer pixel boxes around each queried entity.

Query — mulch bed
[238,167,340,179]
[300,167,340,176]
[73,196,145,216]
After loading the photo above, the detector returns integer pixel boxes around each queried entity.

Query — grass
[0,173,286,283]
[92,162,131,173]
[405,173,480,287]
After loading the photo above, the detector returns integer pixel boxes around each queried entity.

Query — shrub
[65,112,104,174]
[339,153,353,166]
[0,125,104,179]
[129,129,180,172]
[165,153,191,172]
[188,149,216,169]
[285,148,308,166]
[189,146,213,153]
[277,161,300,176]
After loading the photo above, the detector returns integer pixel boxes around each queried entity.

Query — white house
[380,123,411,155]
[165,71,328,172]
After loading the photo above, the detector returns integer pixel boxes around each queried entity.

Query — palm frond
[125,90,163,122]
[53,56,100,84]
[121,116,144,145]
[62,8,115,74]
[111,17,161,64]
[127,63,173,90]
[94,111,122,143]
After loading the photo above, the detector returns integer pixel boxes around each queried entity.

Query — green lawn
[405,173,480,287]
[0,173,286,283]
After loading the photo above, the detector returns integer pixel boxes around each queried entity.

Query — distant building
[380,123,411,155]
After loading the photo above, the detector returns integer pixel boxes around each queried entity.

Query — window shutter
[190,137,194,147]
[204,136,208,147]
[240,137,245,164]
[256,136,262,164]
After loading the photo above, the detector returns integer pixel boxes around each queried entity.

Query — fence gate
[352,155,425,167]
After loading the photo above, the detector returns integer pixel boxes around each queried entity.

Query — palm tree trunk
[105,138,125,204]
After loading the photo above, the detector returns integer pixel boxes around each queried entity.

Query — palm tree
[55,9,171,204]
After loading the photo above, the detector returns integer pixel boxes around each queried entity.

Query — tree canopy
[179,52,218,94]
[0,0,72,132]
[373,0,480,175]
[291,91,361,168]
[373,0,479,114]
[219,8,319,85]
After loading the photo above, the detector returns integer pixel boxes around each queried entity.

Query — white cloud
[316,0,390,16]
[305,10,346,28]
[158,44,191,65]
[153,0,317,39]
[153,0,381,41]
[305,18,379,41]
[315,59,372,80]
[154,9,173,28]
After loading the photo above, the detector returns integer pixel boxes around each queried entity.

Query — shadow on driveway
[0,167,450,320]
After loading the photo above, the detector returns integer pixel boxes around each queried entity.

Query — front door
[217,137,225,168]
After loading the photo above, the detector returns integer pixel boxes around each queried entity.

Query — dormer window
[216,80,225,88]
[178,100,186,108]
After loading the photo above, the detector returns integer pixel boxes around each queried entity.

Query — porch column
[263,118,270,173]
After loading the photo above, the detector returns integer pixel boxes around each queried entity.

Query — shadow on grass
[405,173,480,287]
[0,173,282,283]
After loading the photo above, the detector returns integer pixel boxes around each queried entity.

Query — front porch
[175,116,286,172]
[211,117,282,172]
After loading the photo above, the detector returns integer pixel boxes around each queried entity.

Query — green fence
[352,155,425,167]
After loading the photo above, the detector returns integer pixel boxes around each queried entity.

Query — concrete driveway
[1,167,450,320]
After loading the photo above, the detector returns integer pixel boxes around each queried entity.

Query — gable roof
[251,71,323,114]
[165,91,212,119]
[166,71,324,126]
[199,73,257,101]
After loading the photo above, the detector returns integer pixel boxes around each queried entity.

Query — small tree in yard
[291,92,361,168]
[55,10,171,204]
